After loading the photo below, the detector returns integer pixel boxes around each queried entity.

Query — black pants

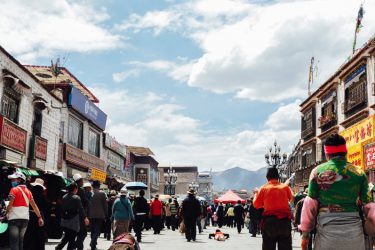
[24,213,45,250]
[152,215,161,234]
[185,218,197,241]
[235,217,244,233]
[134,215,147,241]
[250,218,258,236]
[262,217,292,250]
[56,228,77,250]
[75,223,87,250]
[104,217,112,240]
[170,215,177,231]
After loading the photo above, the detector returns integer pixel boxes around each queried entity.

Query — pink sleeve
[298,196,318,232]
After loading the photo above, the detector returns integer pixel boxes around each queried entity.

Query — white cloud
[119,0,375,102]
[112,69,140,83]
[0,0,123,63]
[92,86,300,171]
[126,60,195,82]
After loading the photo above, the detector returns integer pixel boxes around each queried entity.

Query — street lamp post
[189,181,199,193]
[164,167,178,195]
[265,140,288,182]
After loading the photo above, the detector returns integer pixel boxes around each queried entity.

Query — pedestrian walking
[253,167,294,250]
[24,178,48,250]
[150,194,163,234]
[216,203,225,228]
[5,172,44,250]
[56,182,89,250]
[83,182,93,203]
[87,180,108,250]
[248,198,259,237]
[225,204,235,228]
[206,204,213,227]
[112,187,134,238]
[165,199,172,229]
[72,174,89,250]
[169,198,178,231]
[300,133,370,250]
[181,188,201,242]
[133,190,149,242]
[104,190,117,241]
[233,200,245,233]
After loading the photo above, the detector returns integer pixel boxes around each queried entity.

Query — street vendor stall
[214,190,245,205]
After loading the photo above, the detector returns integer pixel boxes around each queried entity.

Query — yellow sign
[90,168,107,183]
[340,116,375,148]
[340,116,375,169]
[346,144,363,168]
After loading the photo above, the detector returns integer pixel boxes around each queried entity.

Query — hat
[73,173,83,181]
[8,172,26,181]
[31,178,46,190]
[83,182,92,188]
[187,188,196,195]
[110,190,117,196]
[120,187,128,194]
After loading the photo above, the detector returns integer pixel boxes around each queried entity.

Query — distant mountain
[212,167,267,191]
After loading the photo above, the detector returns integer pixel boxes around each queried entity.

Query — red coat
[150,199,163,216]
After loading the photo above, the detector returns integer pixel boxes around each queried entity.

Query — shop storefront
[340,115,375,182]
[103,133,127,189]
[64,143,106,182]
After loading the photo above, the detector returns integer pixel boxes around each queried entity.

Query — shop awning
[17,168,39,176]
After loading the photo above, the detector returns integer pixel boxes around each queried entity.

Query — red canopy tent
[214,190,245,205]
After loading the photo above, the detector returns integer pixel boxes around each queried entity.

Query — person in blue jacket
[112,187,134,238]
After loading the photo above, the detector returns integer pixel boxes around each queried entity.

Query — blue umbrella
[125,181,148,190]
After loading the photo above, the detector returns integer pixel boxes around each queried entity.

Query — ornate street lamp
[164,166,178,195]
[188,181,199,192]
[265,140,288,181]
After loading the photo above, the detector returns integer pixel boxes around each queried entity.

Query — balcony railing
[301,126,314,139]
[318,114,337,129]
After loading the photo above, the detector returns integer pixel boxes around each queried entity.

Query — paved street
[43,226,301,250]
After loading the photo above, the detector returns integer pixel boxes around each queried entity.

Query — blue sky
[1,0,375,171]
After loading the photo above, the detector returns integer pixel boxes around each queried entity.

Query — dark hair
[92,180,100,189]
[168,198,172,202]
[139,190,145,196]
[266,167,280,180]
[237,200,241,204]
[67,182,78,193]
[325,133,347,158]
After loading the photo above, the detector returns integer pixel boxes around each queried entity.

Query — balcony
[318,114,337,131]
[301,126,314,140]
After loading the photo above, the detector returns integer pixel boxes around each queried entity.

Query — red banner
[0,115,27,154]
[35,136,48,160]
[365,143,375,170]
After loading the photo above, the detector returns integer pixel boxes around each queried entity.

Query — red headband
[324,145,347,155]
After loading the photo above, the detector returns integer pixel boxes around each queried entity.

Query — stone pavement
[44,226,301,250]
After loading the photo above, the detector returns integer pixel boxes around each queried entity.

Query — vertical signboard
[135,168,148,185]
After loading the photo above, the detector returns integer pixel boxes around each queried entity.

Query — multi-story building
[129,146,159,198]
[103,132,129,189]
[293,36,375,189]
[158,166,198,198]
[24,65,108,182]
[0,46,62,172]
[197,171,213,201]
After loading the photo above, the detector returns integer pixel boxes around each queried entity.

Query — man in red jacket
[150,194,163,234]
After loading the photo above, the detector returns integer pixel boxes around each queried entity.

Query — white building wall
[0,50,62,170]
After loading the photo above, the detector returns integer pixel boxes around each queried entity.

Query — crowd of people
[2,133,375,250]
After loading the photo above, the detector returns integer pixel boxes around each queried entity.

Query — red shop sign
[35,136,48,161]
[365,143,375,170]
[0,116,27,154]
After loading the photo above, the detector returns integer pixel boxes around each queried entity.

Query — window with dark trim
[345,74,367,115]
[1,86,20,123]
[88,129,100,157]
[68,116,83,149]
[32,108,43,136]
